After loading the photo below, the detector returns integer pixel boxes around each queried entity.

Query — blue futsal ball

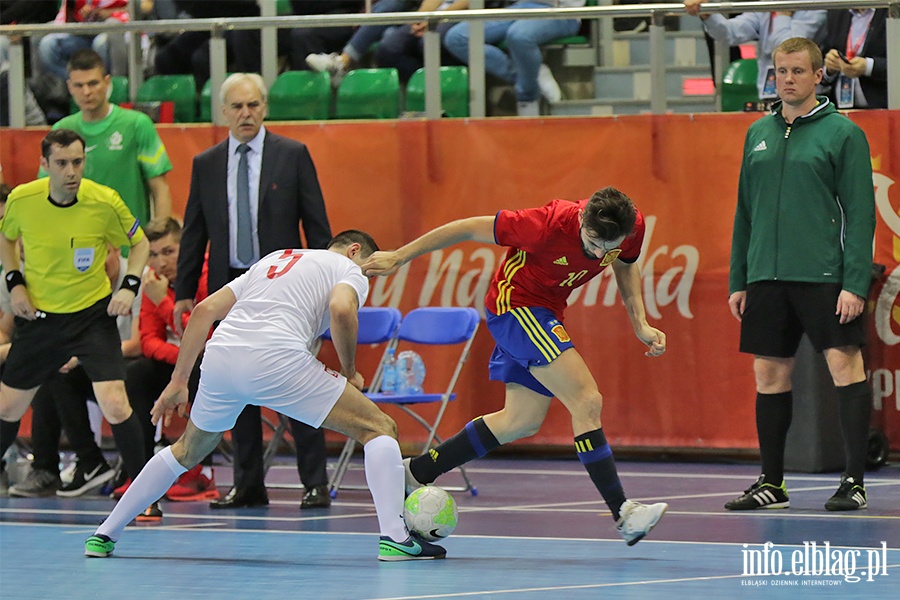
[403,486,458,541]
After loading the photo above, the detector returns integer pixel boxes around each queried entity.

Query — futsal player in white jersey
[85,230,447,561]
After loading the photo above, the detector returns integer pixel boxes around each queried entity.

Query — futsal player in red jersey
[363,187,669,545]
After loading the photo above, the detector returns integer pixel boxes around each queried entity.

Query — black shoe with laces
[57,461,115,497]
[135,501,163,523]
[824,474,867,511]
[724,474,790,510]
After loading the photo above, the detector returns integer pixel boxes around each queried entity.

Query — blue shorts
[485,307,575,397]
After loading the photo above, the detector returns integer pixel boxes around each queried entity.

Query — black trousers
[230,407,328,489]
[125,356,202,462]
[29,367,105,473]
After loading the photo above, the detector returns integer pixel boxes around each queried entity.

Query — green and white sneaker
[85,534,115,558]
[725,475,789,510]
[824,474,867,511]
[378,533,446,561]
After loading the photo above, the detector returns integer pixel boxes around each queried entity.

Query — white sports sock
[363,435,408,542]
[95,446,188,541]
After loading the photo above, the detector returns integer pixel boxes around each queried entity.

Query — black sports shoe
[57,461,115,497]
[824,474,867,511]
[725,475,790,510]
[135,501,163,523]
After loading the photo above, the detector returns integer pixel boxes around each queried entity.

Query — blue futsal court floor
[1,458,899,599]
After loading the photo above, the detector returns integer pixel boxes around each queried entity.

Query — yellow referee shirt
[0,178,145,313]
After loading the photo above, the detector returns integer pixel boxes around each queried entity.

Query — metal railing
[1,0,897,126]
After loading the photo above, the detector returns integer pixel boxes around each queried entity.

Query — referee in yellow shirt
[0,129,152,513]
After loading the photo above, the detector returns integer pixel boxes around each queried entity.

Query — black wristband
[5,270,25,292]
[120,274,141,295]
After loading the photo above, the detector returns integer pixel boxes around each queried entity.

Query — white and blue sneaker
[615,499,668,546]
[402,457,425,496]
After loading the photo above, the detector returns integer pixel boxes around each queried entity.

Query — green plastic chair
[268,71,331,121]
[721,59,759,112]
[335,68,400,119]
[405,66,469,118]
[136,75,197,122]
[198,73,238,122]
[69,76,129,114]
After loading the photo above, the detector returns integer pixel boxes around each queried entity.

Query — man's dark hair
[327,230,379,258]
[582,187,637,240]
[67,49,107,75]
[144,216,183,244]
[41,129,86,159]
[0,183,11,205]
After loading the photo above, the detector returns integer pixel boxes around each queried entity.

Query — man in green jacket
[726,37,876,512]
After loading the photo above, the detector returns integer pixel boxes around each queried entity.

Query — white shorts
[189,344,347,433]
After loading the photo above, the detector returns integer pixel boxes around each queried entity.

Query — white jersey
[212,249,369,353]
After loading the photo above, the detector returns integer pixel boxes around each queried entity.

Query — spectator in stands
[0,0,59,71]
[153,1,259,92]
[683,0,826,103]
[51,50,172,227]
[442,1,582,117]
[821,8,887,109]
[375,0,469,84]
[305,0,420,86]
[174,74,334,511]
[125,216,216,502]
[38,0,130,81]
[7,245,140,498]
[229,0,365,74]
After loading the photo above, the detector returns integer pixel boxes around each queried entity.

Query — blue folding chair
[321,307,403,494]
[351,307,482,496]
[261,307,402,483]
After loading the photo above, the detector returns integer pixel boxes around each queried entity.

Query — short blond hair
[773,37,824,71]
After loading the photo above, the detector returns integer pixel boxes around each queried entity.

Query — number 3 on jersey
[267,249,303,279]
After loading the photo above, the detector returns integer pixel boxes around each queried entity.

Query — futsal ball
[403,486,458,541]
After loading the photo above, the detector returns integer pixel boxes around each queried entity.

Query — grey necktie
[236,143,253,264]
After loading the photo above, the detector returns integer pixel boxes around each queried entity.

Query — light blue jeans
[344,0,419,63]
[443,2,580,102]
[38,34,106,80]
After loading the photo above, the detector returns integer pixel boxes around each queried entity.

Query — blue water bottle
[381,348,398,393]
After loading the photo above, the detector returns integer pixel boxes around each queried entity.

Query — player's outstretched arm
[152,286,236,426]
[362,216,496,276]
[611,259,666,357]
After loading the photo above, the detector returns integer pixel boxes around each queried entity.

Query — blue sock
[575,428,626,520]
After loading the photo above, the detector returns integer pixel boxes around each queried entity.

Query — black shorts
[2,296,125,390]
[739,281,865,358]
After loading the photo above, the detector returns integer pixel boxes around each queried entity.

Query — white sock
[95,446,187,541]
[363,435,408,542]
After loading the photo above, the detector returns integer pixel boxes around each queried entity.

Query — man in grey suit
[174,73,334,510]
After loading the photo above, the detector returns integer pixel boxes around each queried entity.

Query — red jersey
[485,198,645,321]
[139,262,209,365]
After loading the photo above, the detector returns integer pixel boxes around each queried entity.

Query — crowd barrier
[1,110,898,452]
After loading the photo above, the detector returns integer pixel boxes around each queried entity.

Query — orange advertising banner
[1,111,898,452]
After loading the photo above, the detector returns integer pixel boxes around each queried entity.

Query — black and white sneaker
[724,475,790,510]
[824,474,867,511]
[57,461,115,497]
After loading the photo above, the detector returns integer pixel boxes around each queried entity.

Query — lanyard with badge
[837,11,875,108]
[760,13,780,99]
